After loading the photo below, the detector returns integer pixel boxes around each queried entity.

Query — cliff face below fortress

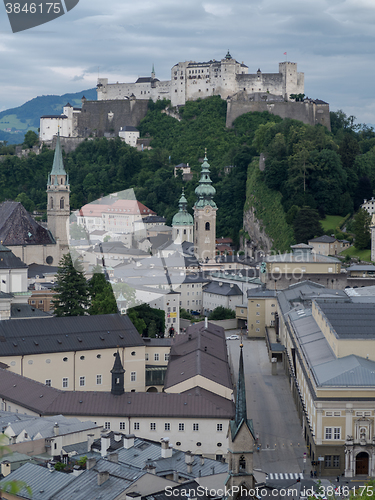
[242,206,274,257]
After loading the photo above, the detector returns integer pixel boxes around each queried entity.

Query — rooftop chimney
[173,470,179,482]
[86,457,96,470]
[97,470,110,486]
[161,437,173,458]
[53,423,59,436]
[108,452,118,463]
[87,433,95,453]
[101,434,111,457]
[123,434,135,449]
[185,450,194,465]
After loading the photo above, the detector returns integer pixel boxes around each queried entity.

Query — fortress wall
[236,73,284,95]
[226,99,331,130]
[76,99,149,137]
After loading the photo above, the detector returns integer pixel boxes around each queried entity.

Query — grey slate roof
[0,462,75,500]
[0,202,55,246]
[0,242,28,269]
[10,303,51,319]
[347,265,375,272]
[203,281,242,296]
[0,369,234,418]
[317,302,375,338]
[0,313,143,356]
[28,264,59,279]
[308,235,336,243]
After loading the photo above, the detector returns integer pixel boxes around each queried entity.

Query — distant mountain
[0,88,97,144]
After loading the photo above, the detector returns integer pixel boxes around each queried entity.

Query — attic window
[77,337,82,342]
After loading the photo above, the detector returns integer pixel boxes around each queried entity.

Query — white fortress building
[97,51,304,107]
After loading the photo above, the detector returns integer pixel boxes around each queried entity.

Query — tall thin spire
[50,131,67,176]
[235,343,247,427]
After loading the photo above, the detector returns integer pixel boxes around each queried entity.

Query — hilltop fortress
[40,52,330,144]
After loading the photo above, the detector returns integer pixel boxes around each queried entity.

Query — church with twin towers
[172,152,217,262]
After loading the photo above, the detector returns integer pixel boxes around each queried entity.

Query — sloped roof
[0,201,55,246]
[203,281,242,296]
[317,302,375,338]
[0,314,143,356]
[308,235,336,243]
[10,304,51,319]
[314,355,375,387]
[0,463,75,500]
[0,243,28,269]
[0,369,234,418]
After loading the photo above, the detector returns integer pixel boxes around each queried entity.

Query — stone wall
[226,97,331,130]
[76,99,149,138]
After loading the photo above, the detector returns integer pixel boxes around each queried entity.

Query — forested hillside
[0,98,374,251]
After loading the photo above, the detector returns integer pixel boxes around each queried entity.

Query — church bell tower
[194,153,217,261]
[47,132,70,253]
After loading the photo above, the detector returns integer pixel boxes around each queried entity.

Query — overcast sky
[1,0,375,126]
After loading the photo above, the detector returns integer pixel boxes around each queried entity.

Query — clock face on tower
[205,207,211,214]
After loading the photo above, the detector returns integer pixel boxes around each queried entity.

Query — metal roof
[317,302,375,338]
[314,355,375,387]
[0,462,75,500]
[0,313,143,356]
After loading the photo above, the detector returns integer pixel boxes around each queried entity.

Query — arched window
[60,178,63,185]
[60,198,64,209]
[239,455,246,471]
[205,222,210,231]
[184,229,186,235]
[50,197,53,209]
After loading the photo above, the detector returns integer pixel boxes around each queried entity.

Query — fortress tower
[194,154,217,261]
[47,132,70,258]
[172,189,194,243]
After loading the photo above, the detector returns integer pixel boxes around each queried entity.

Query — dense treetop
[0,98,374,250]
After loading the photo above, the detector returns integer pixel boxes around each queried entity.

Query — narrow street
[227,337,309,474]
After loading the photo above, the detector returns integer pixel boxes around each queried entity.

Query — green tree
[293,206,324,244]
[22,130,38,148]
[52,253,90,316]
[208,306,235,320]
[353,208,371,250]
[127,309,147,336]
[88,272,118,315]
[15,192,35,213]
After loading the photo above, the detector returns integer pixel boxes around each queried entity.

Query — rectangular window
[150,423,156,431]
[104,422,110,430]
[62,377,68,388]
[120,422,126,430]
[134,422,139,430]
[96,374,102,385]
[334,427,341,440]
[164,353,169,361]
[154,353,159,361]
[145,353,149,361]
[79,376,85,387]
[325,455,332,467]
[193,423,199,431]
[45,379,51,386]
[131,372,136,382]
[325,427,332,440]
[217,423,223,432]
[165,423,170,431]
[179,423,185,431]
[333,455,340,467]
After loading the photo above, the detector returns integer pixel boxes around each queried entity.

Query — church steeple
[111,351,125,395]
[46,131,70,257]
[225,343,255,495]
[193,152,217,261]
[235,343,247,427]
[172,188,193,243]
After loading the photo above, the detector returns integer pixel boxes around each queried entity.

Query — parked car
[226,334,239,340]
